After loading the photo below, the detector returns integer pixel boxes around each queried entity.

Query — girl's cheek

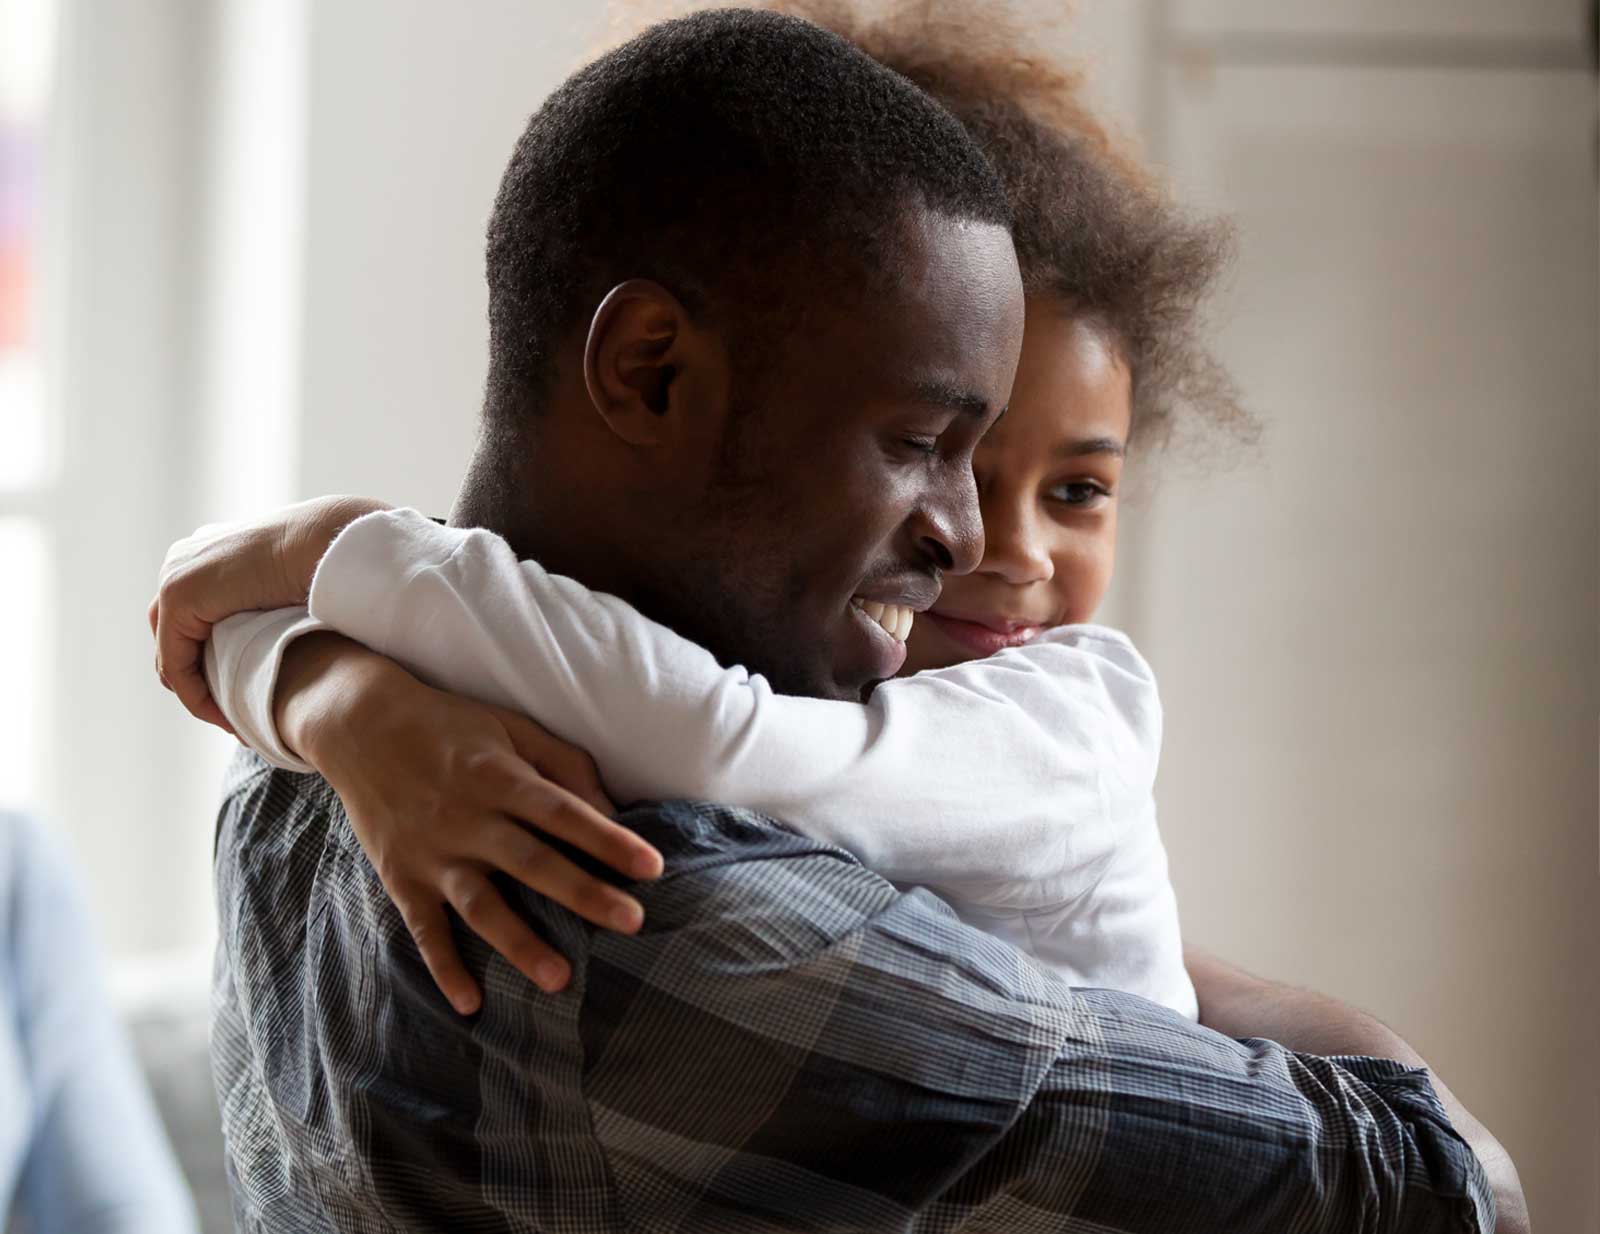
[1053,541,1116,625]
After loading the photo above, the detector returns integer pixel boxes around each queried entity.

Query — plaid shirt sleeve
[584,802,1494,1234]
[213,757,1493,1233]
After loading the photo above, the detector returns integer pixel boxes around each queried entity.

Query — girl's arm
[186,502,1171,1012]
[212,507,1160,900]
[981,800,1196,1018]
[205,605,329,771]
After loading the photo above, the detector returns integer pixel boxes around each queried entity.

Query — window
[0,0,58,810]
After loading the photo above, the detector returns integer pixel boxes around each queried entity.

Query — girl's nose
[977,491,1054,586]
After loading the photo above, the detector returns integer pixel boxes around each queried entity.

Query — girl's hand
[149,495,391,730]
[281,633,664,1014]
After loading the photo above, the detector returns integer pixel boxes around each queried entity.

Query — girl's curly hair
[605,0,1255,450]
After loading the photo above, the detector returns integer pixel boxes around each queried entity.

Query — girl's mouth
[921,609,1044,657]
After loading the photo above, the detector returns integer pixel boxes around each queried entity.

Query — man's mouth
[849,597,916,643]
[844,589,934,682]
[837,576,939,687]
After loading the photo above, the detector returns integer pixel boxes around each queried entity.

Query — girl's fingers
[494,758,663,882]
[441,865,572,994]
[154,608,232,730]
[499,710,616,818]
[394,890,482,1016]
[475,821,646,936]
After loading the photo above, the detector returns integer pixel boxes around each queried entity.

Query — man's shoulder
[214,745,347,868]
[617,798,856,875]
[220,743,332,803]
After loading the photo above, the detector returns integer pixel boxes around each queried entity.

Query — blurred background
[1,0,1595,1229]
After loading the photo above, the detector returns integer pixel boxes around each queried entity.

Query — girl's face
[903,298,1132,672]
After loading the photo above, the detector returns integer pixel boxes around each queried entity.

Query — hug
[134,6,1530,1232]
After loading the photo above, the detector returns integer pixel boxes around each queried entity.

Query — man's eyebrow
[1054,436,1126,459]
[908,378,992,418]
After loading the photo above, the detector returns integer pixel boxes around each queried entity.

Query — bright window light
[0,0,56,808]
[1,0,56,493]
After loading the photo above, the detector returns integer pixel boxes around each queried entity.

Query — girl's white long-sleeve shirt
[205,508,1197,1018]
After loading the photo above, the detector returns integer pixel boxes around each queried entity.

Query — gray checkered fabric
[212,750,1493,1232]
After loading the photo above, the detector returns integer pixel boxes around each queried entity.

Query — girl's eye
[1047,480,1110,507]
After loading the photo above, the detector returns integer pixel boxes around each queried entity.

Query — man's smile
[843,579,938,683]
[850,597,917,642]
[845,598,910,679]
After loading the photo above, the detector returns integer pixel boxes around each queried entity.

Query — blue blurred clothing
[0,811,197,1233]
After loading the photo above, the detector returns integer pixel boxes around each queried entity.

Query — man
[159,12,1505,1231]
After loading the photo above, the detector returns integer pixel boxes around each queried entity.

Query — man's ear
[583,280,724,447]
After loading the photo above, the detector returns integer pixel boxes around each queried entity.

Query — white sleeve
[276,508,1162,904]
[979,798,1197,1019]
[166,517,323,773]
[204,607,329,773]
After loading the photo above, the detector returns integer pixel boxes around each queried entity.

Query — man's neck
[450,441,651,607]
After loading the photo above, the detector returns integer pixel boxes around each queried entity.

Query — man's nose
[913,470,985,576]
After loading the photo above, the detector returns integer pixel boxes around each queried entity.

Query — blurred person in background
[0,811,198,1234]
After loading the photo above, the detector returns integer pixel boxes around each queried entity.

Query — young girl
[159,8,1245,1021]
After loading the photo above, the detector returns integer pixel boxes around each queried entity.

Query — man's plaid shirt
[212,750,1493,1232]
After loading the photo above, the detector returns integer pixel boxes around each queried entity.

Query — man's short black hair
[482,8,1012,432]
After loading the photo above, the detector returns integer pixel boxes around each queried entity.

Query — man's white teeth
[853,598,914,643]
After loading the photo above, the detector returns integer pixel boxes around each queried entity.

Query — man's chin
[741,616,886,702]
[787,653,866,703]
[805,665,865,704]
[823,660,888,704]
[747,642,852,702]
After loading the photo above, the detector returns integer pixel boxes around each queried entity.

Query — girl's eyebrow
[1055,436,1126,459]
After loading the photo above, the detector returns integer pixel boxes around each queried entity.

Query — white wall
[40,0,222,956]
[294,1,604,513]
[30,0,605,957]
[192,0,306,523]
[1127,3,1597,1229]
